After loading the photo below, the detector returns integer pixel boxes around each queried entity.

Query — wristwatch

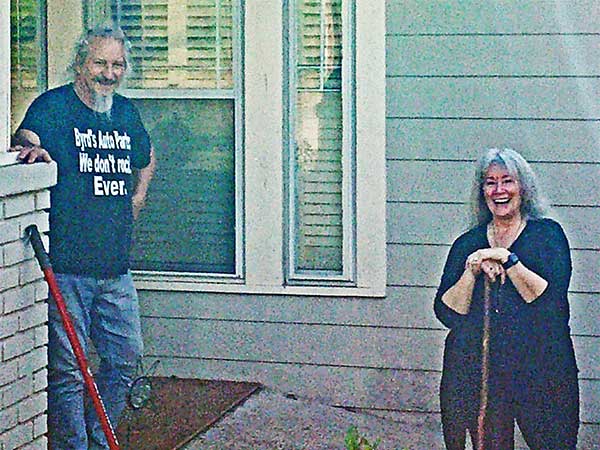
[502,252,519,270]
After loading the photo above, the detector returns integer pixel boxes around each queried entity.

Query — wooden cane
[476,278,494,450]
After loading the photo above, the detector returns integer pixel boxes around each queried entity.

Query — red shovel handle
[26,225,121,450]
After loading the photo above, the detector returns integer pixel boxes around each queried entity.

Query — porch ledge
[0,151,19,167]
[0,159,57,197]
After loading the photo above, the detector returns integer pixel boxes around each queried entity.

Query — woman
[434,148,579,449]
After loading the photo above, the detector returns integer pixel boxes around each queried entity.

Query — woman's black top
[434,218,578,387]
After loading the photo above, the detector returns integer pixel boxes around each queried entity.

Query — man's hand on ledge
[9,144,53,164]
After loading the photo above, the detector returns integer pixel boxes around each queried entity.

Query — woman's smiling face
[483,163,522,220]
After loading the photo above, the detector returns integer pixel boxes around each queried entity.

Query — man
[12,24,155,449]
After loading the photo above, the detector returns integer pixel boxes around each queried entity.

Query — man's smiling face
[75,36,127,110]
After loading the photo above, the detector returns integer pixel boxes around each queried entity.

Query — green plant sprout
[345,425,381,450]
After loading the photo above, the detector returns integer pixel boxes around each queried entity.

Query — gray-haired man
[12,24,155,449]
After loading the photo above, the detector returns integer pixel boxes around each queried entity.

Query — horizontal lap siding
[143,318,445,371]
[388,203,600,251]
[136,3,600,444]
[140,288,441,330]
[388,160,600,207]
[140,287,600,339]
[389,244,600,301]
[140,289,444,414]
[387,35,600,77]
[387,119,600,162]
[388,78,600,118]
[142,311,598,379]
[386,0,600,34]
[140,286,600,421]
[384,0,600,438]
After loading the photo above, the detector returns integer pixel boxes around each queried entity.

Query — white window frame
[2,0,47,165]
[285,0,356,284]
[120,0,246,283]
[41,0,386,297]
[0,1,10,162]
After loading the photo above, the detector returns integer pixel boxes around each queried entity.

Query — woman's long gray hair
[470,148,549,226]
[69,22,132,76]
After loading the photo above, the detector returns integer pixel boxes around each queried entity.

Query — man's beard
[91,75,118,117]
[92,91,114,118]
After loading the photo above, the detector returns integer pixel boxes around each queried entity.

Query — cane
[26,225,121,450]
[476,277,497,450]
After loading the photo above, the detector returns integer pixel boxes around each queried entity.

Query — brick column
[0,159,57,450]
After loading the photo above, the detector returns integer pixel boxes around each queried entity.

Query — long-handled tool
[476,278,497,450]
[26,224,121,450]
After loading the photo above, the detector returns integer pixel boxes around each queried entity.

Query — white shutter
[187,0,233,88]
[117,0,169,88]
[102,0,233,89]
[297,0,342,90]
[11,0,45,130]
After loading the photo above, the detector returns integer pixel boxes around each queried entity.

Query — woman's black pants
[440,368,579,450]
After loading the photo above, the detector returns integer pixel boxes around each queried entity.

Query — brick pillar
[0,159,57,450]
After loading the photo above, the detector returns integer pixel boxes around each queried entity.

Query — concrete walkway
[182,387,597,450]
[183,387,446,450]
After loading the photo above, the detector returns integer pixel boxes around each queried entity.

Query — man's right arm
[10,129,52,163]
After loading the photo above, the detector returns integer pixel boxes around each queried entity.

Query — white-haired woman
[434,148,579,449]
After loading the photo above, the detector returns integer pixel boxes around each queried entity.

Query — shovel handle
[25,224,121,450]
[26,224,51,269]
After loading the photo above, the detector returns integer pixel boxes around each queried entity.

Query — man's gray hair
[69,22,131,75]
[470,148,549,226]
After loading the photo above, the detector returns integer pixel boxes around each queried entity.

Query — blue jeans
[47,272,143,450]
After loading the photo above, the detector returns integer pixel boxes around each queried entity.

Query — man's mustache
[94,76,118,86]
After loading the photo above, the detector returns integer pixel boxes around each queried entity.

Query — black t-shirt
[19,84,151,277]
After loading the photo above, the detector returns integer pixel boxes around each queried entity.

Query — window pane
[130,99,236,273]
[11,0,44,127]
[86,0,111,25]
[86,0,241,276]
[295,91,343,272]
[111,0,234,89]
[292,0,345,274]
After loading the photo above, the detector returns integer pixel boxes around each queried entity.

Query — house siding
[138,0,599,447]
[386,0,600,444]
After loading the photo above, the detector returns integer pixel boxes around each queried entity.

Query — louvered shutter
[187,0,233,88]
[109,0,233,89]
[11,0,45,129]
[11,0,40,90]
[293,0,345,273]
[118,0,170,88]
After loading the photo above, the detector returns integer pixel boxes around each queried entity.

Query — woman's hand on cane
[466,250,507,284]
[465,250,484,275]
[481,259,505,284]
[476,248,511,265]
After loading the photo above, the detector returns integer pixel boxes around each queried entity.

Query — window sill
[133,273,386,298]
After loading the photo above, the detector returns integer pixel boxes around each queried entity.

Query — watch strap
[502,252,519,270]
